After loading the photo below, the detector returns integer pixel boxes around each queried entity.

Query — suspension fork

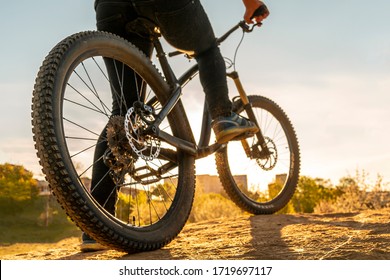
[227,71,270,157]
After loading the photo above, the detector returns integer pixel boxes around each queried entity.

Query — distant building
[36,180,51,196]
[267,174,287,196]
[196,175,222,194]
[274,174,287,186]
[198,174,248,194]
[36,178,92,196]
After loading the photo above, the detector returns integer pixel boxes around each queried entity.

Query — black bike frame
[145,21,269,159]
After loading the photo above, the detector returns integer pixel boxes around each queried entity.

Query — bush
[188,192,244,223]
[0,195,80,244]
[281,176,339,214]
[314,171,390,213]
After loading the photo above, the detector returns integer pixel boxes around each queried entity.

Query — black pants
[91,0,232,213]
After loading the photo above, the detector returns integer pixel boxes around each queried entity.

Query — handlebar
[168,21,260,57]
[217,21,260,45]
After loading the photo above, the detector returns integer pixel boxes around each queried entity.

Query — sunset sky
[1,0,389,186]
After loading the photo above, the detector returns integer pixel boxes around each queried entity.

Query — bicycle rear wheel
[31,31,195,252]
[216,95,300,214]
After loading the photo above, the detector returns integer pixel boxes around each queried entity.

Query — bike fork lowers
[227,71,270,157]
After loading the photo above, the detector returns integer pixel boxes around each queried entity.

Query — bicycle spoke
[64,97,109,116]
[80,62,111,116]
[66,82,110,117]
[63,117,102,138]
[69,141,99,158]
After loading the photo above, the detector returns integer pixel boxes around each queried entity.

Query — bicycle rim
[32,31,195,251]
[216,95,300,214]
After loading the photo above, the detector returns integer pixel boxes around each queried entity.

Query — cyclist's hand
[243,0,269,24]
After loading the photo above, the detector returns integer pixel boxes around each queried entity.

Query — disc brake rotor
[256,136,278,171]
[124,105,161,161]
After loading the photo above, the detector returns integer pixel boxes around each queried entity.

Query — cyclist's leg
[92,0,153,214]
[149,0,258,143]
[196,46,231,119]
[95,0,153,111]
[161,0,232,119]
[133,0,232,119]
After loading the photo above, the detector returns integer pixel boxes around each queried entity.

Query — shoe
[80,232,107,252]
[212,112,259,144]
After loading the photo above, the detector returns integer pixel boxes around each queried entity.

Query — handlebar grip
[250,4,269,20]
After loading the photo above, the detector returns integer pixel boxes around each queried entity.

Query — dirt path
[1,208,389,260]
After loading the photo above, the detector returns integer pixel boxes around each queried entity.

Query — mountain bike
[31,18,300,253]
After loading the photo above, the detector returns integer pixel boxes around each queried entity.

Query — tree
[285,176,339,213]
[0,163,39,214]
[0,163,38,201]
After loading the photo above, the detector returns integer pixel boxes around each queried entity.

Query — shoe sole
[80,243,107,253]
[216,126,259,144]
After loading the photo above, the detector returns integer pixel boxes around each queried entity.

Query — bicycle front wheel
[216,95,300,214]
[31,31,196,252]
